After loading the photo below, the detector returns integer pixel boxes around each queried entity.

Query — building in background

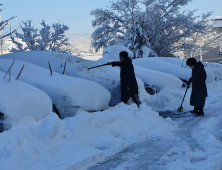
[197,17,222,63]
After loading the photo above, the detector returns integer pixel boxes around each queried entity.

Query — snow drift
[0,103,174,170]
[0,71,52,121]
[0,59,111,118]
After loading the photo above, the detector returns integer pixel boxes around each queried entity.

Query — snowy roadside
[0,103,175,170]
[1,81,222,170]
[88,81,222,170]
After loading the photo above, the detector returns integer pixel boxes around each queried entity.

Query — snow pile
[0,59,111,118]
[133,58,215,84]
[102,45,134,61]
[0,103,174,170]
[0,71,52,121]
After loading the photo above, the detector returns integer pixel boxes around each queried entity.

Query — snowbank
[0,71,52,121]
[0,59,111,118]
[133,58,215,84]
[0,103,174,170]
[0,51,147,105]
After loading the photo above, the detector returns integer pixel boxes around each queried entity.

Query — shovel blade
[177,107,184,113]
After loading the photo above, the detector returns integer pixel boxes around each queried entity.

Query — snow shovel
[88,63,109,70]
[177,86,189,113]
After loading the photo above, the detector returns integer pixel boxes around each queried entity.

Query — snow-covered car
[0,59,111,119]
[132,58,216,84]
[204,63,222,81]
[133,65,183,94]
[0,51,147,105]
[102,45,134,61]
[148,57,186,67]
[0,70,52,123]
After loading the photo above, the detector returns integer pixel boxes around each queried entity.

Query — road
[88,101,222,170]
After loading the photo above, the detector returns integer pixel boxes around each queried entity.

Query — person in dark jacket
[187,58,207,116]
[108,51,141,107]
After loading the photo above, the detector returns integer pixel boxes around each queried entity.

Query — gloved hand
[187,81,191,87]
[107,62,112,65]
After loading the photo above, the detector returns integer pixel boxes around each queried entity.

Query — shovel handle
[180,87,189,107]
[88,63,109,70]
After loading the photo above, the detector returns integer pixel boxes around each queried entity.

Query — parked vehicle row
[0,45,220,125]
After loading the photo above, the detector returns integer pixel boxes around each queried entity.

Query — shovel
[88,63,109,70]
[177,86,189,112]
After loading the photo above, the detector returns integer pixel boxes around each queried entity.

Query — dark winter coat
[189,62,208,108]
[111,58,139,95]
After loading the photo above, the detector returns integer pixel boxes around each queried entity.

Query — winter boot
[195,112,205,116]
[190,107,198,114]
[196,107,204,116]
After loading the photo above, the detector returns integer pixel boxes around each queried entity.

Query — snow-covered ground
[1,49,222,170]
[0,103,174,170]
[88,81,222,170]
[1,80,222,170]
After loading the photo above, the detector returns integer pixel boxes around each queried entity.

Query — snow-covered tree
[11,20,71,53]
[0,4,16,40]
[124,21,157,58]
[11,20,39,52]
[91,0,212,57]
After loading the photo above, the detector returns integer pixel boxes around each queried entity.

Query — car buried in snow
[1,50,183,98]
[1,48,183,105]
[0,70,52,132]
[0,59,111,119]
[132,57,217,85]
[0,51,147,105]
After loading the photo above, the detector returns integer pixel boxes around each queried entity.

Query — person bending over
[187,58,207,116]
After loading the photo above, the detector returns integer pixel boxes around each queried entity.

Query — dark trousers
[121,94,141,108]
[194,106,203,113]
